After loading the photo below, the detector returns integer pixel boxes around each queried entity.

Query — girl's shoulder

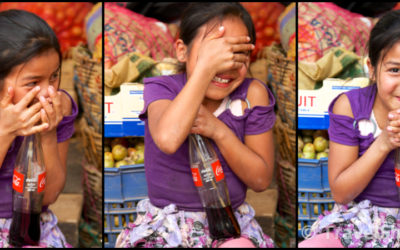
[330,84,376,119]
[233,78,275,108]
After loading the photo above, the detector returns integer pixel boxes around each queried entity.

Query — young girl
[0,10,78,248]
[115,3,276,248]
[299,10,400,248]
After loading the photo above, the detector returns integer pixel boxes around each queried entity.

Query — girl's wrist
[375,135,394,155]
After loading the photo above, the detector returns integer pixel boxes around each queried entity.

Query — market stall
[297,2,398,240]
[103,2,295,248]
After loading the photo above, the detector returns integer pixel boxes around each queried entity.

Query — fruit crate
[297,190,335,238]
[298,157,329,191]
[104,164,148,248]
[298,157,334,238]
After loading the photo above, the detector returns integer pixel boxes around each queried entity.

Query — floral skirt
[307,199,400,248]
[0,209,71,248]
[115,198,275,248]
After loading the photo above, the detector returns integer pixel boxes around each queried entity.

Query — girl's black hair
[179,2,256,47]
[368,10,400,72]
[0,9,61,89]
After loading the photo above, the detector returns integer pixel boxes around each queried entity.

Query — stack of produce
[298,130,329,160]
[104,138,145,168]
[0,2,93,56]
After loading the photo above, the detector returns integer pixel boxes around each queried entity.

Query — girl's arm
[41,133,69,206]
[328,94,392,204]
[148,67,215,155]
[192,80,274,192]
[40,90,72,205]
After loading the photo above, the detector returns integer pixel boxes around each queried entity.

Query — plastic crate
[298,157,334,237]
[297,190,335,237]
[104,198,144,248]
[104,164,148,248]
[298,157,329,191]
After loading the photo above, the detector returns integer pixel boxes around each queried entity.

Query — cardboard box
[298,77,369,129]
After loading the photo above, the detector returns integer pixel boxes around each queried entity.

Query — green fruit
[298,152,303,159]
[135,142,145,151]
[112,144,128,161]
[298,136,304,152]
[314,136,328,152]
[104,159,114,168]
[115,160,129,168]
[303,142,315,153]
[316,152,329,160]
[303,136,313,144]
[135,149,144,164]
[303,151,315,159]
[104,152,114,162]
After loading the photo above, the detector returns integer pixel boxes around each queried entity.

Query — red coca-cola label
[13,169,24,193]
[395,168,400,187]
[38,172,46,193]
[192,168,203,187]
[211,160,224,182]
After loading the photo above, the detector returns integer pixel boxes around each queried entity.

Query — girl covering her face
[115,3,276,248]
[0,9,78,248]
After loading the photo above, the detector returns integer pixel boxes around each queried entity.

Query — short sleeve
[245,86,276,135]
[139,75,184,120]
[56,89,79,142]
[328,94,359,146]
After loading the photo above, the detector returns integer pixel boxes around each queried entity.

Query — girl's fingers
[16,86,41,110]
[231,43,254,53]
[224,35,251,45]
[30,122,50,135]
[40,108,49,125]
[206,25,225,40]
[0,86,14,107]
[232,53,250,63]
[39,95,54,122]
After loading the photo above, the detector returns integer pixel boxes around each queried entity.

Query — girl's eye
[26,82,38,87]
[389,68,400,73]
[50,72,59,82]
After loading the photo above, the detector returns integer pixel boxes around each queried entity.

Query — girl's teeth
[213,76,230,83]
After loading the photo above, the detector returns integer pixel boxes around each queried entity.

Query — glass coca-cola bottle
[189,134,240,240]
[395,148,400,199]
[9,134,46,247]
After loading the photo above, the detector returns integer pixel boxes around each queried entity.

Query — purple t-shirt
[328,84,400,208]
[139,73,276,211]
[0,89,78,218]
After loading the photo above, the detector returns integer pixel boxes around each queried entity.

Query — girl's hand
[39,86,67,136]
[191,105,225,140]
[383,109,400,150]
[0,86,48,137]
[196,26,254,76]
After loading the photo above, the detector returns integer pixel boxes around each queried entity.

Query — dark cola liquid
[205,205,241,240]
[9,211,41,247]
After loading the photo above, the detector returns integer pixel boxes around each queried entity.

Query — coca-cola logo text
[12,169,24,193]
[38,172,46,193]
[211,160,224,182]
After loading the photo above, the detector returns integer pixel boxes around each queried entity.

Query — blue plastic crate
[104,198,145,248]
[298,157,329,191]
[104,164,147,202]
[320,158,330,191]
[104,164,148,248]
[297,190,335,237]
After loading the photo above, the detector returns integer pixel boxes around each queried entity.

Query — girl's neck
[202,98,224,114]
